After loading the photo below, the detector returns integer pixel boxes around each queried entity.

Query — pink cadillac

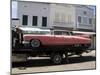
[16,27,91,49]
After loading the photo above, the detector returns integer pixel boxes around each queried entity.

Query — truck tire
[30,39,40,48]
[51,53,62,64]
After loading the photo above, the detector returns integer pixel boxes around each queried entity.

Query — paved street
[12,50,96,74]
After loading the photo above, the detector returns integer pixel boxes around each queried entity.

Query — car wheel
[30,39,40,48]
[51,53,62,64]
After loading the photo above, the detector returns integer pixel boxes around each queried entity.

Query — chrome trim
[22,41,30,44]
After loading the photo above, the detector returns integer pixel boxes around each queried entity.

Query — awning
[18,27,50,32]
[72,31,96,35]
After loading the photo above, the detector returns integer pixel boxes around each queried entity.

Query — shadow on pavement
[12,56,96,68]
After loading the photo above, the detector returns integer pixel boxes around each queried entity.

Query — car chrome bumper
[22,41,30,45]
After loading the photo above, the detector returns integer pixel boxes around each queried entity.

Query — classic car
[14,27,91,49]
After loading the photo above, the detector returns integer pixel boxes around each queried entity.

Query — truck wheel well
[30,39,42,47]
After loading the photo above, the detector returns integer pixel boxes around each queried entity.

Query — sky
[11,1,96,18]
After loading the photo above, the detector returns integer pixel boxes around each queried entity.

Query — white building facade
[17,1,95,32]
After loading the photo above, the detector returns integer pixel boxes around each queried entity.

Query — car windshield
[53,30,74,35]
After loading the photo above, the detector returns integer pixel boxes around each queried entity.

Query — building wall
[18,1,51,28]
[75,5,94,30]
[93,15,96,31]
[50,4,76,29]
[17,1,94,31]
[11,19,19,27]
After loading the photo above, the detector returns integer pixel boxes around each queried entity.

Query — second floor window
[32,16,38,26]
[55,12,60,22]
[42,17,47,27]
[22,15,28,25]
[78,16,81,23]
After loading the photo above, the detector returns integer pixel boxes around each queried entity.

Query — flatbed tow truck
[12,27,91,65]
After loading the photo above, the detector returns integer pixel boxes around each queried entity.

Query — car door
[54,35,65,45]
